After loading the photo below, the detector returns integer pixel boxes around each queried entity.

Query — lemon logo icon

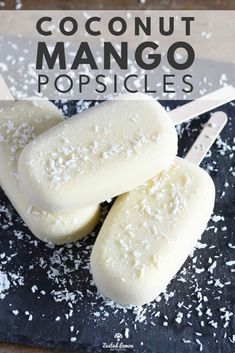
[114,333,123,342]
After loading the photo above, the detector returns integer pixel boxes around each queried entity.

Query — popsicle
[18,93,177,211]
[90,111,227,306]
[18,87,235,212]
[0,86,100,244]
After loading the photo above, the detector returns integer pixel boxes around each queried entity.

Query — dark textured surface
[0,99,234,353]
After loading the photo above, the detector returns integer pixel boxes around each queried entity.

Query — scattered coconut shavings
[208,261,217,273]
[43,130,160,186]
[229,335,235,343]
[182,338,191,344]
[0,98,233,351]
[31,285,38,293]
[196,338,203,351]
[175,312,183,324]
[211,215,225,223]
[0,271,10,299]
[225,261,235,266]
[25,311,33,321]
[124,327,130,338]
[0,269,24,299]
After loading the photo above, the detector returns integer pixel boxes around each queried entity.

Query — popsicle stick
[185,111,227,166]
[170,86,235,125]
[0,76,14,101]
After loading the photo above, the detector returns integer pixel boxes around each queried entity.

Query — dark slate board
[0,99,234,353]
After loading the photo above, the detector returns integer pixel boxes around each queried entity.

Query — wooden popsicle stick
[185,111,228,166]
[0,76,14,101]
[170,86,235,125]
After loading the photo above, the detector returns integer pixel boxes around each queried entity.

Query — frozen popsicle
[18,86,235,212]
[90,111,227,306]
[18,93,178,211]
[0,89,100,244]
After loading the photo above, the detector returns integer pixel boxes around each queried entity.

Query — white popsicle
[90,112,227,306]
[18,93,178,211]
[18,87,235,213]
[0,91,100,244]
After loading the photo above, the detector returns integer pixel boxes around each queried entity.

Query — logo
[102,332,134,351]
[114,333,123,342]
